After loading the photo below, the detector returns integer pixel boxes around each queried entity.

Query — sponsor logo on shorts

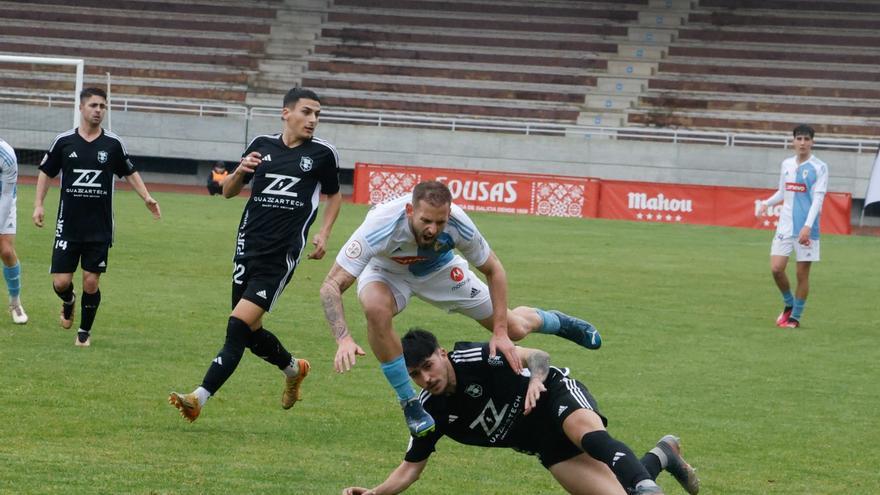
[450,267,464,282]
[470,287,481,298]
[98,261,106,268]
[256,290,267,299]
[558,405,568,416]
[345,240,362,259]
[785,182,807,192]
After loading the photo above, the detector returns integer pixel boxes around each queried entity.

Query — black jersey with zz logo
[235,134,340,261]
[39,128,136,243]
[406,342,546,462]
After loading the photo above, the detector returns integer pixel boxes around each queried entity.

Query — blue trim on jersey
[447,216,474,240]
[0,146,15,168]
[365,211,405,247]
[793,162,820,239]
[408,232,456,276]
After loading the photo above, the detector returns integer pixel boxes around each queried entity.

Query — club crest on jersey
[299,156,313,172]
[345,240,362,259]
[97,151,108,164]
[465,384,483,398]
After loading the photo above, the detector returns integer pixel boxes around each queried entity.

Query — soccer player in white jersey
[321,180,602,437]
[0,138,27,324]
[758,125,828,328]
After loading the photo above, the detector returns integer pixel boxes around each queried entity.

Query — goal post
[0,55,83,127]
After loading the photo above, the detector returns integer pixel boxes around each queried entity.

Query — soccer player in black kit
[169,88,342,422]
[342,329,701,495]
[32,87,161,347]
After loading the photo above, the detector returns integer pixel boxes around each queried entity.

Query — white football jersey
[336,194,491,278]
[0,139,18,223]
[766,154,828,240]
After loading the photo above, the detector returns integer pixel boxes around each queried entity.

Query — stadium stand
[629,0,880,137]
[0,0,279,102]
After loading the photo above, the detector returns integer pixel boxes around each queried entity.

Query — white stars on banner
[634,212,683,222]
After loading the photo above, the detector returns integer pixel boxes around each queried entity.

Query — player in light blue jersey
[0,138,27,324]
[320,180,601,437]
[758,125,828,328]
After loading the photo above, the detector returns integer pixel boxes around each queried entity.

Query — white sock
[9,295,20,306]
[282,358,299,378]
[194,387,211,406]
[649,446,668,469]
[635,480,660,490]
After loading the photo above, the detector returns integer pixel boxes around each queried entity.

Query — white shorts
[771,235,820,262]
[0,202,16,235]
[356,256,494,320]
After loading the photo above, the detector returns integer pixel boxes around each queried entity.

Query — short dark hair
[283,87,320,108]
[792,124,815,139]
[402,328,440,368]
[79,87,107,102]
[412,181,452,208]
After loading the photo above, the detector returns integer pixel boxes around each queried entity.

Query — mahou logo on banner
[599,181,716,224]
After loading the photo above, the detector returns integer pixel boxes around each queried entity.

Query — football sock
[580,430,652,489]
[283,358,300,378]
[535,308,561,334]
[381,354,416,402]
[248,327,294,370]
[781,290,794,308]
[54,283,75,304]
[3,262,21,299]
[640,451,663,480]
[194,386,211,407]
[79,290,101,331]
[201,316,252,395]
[791,298,806,321]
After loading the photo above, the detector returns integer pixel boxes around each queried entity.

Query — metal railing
[3,92,878,153]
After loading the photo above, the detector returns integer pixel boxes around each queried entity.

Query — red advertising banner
[353,164,852,235]
[599,180,851,235]
[354,163,600,218]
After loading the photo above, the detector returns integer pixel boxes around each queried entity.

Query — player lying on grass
[342,328,700,495]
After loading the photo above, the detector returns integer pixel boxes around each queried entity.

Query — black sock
[200,317,252,395]
[581,430,652,489]
[248,327,293,370]
[54,283,74,304]
[80,290,101,332]
[640,452,663,480]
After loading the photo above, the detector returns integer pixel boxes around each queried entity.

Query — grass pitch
[1,186,878,494]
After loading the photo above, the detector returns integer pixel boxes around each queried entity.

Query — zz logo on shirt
[71,169,103,188]
[262,173,301,197]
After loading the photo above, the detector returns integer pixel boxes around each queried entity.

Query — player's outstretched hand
[32,206,44,227]
[335,335,366,373]
[308,232,328,259]
[342,487,374,495]
[523,378,547,415]
[145,197,161,219]
[490,334,522,374]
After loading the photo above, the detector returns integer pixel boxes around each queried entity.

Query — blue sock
[535,308,561,334]
[3,262,21,298]
[782,291,794,308]
[791,298,806,321]
[381,355,415,402]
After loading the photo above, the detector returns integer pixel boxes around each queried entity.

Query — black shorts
[51,239,110,274]
[231,254,297,311]
[531,368,607,469]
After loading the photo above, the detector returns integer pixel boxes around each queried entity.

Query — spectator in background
[207,161,228,195]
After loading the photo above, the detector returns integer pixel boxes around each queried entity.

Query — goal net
[0,55,83,166]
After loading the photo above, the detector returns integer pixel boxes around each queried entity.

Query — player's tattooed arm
[517,347,550,415]
[320,263,356,339]
[522,348,550,382]
[320,263,365,372]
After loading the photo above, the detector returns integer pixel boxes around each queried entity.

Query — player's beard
[410,221,436,248]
